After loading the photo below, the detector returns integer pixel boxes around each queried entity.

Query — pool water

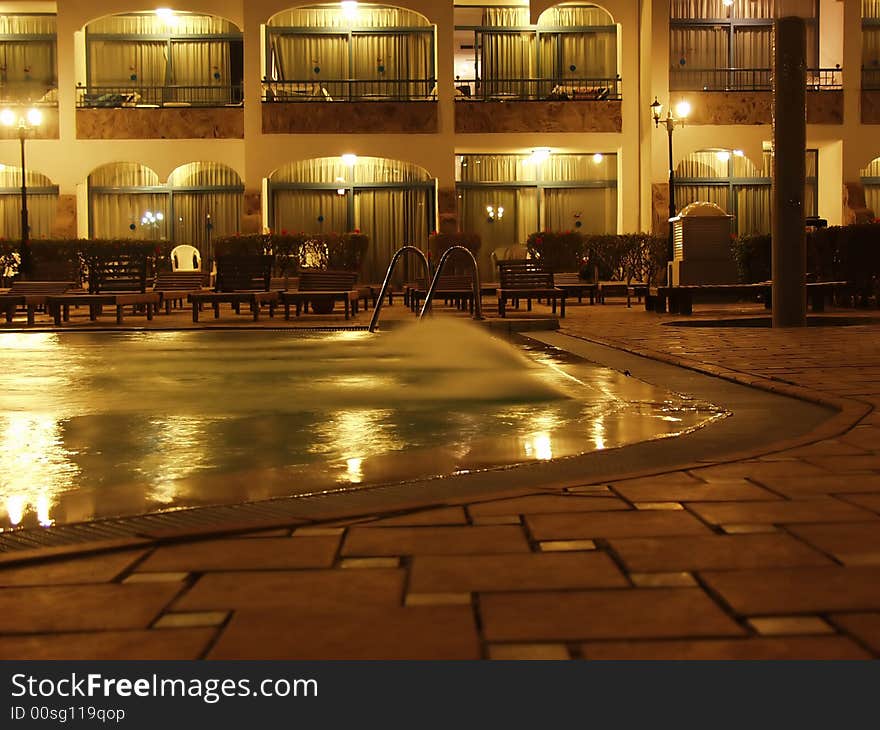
[0,321,723,529]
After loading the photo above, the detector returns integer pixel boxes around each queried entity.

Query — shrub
[526,231,583,272]
[731,234,771,283]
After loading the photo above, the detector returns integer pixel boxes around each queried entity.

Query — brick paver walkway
[1,300,879,659]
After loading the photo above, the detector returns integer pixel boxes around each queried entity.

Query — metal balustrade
[454,76,621,101]
[76,84,244,108]
[670,67,842,92]
[262,79,436,102]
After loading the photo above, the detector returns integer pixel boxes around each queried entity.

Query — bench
[153,271,207,314]
[653,281,849,315]
[279,270,360,320]
[553,273,598,305]
[497,261,566,318]
[47,292,160,325]
[598,280,648,307]
[189,255,278,322]
[409,275,495,315]
[0,281,81,325]
[88,255,149,294]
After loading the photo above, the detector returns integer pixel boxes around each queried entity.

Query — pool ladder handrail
[418,245,483,322]
[369,245,431,332]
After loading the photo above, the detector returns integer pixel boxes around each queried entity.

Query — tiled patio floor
[1,300,879,659]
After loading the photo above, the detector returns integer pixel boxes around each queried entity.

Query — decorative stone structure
[76,108,244,139]
[455,100,622,134]
[684,91,841,126]
[437,187,458,233]
[843,182,875,224]
[262,102,438,134]
[241,193,262,234]
[50,195,77,238]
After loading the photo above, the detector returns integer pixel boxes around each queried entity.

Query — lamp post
[1,107,43,279]
[651,97,690,265]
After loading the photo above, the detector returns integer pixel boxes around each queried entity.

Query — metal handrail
[77,84,244,107]
[368,245,431,333]
[455,76,621,101]
[418,245,483,322]
[263,78,436,102]
[669,67,842,91]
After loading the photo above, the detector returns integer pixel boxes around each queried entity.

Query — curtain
[866,1,880,20]
[459,187,538,276]
[87,14,235,35]
[169,41,231,102]
[89,163,164,239]
[0,15,56,102]
[270,7,429,29]
[545,187,617,234]
[168,162,242,254]
[272,189,347,236]
[0,172,56,239]
[355,187,430,281]
[734,185,770,234]
[270,34,348,81]
[675,184,731,216]
[89,40,167,96]
[351,32,431,97]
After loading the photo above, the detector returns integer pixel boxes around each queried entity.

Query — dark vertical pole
[667,124,676,263]
[18,128,30,279]
[772,16,807,327]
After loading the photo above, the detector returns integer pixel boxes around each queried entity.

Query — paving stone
[786,522,880,562]
[803,455,880,472]
[174,569,404,611]
[749,474,880,498]
[634,502,684,510]
[777,440,871,458]
[404,592,471,606]
[615,479,779,502]
[837,493,880,514]
[481,588,744,642]
[467,495,627,517]
[233,528,293,538]
[209,606,480,660]
[611,473,704,489]
[0,549,147,586]
[692,462,832,480]
[153,610,228,628]
[630,572,697,587]
[609,534,831,572]
[701,566,880,614]
[124,572,189,584]
[838,427,880,451]
[829,613,880,653]
[748,616,834,636]
[488,644,571,660]
[0,628,217,660]
[339,557,400,569]
[565,486,611,495]
[472,515,522,525]
[342,525,530,556]
[721,524,779,534]
[365,507,468,526]
[580,636,871,660]
[527,511,712,541]
[410,552,627,594]
[0,583,182,633]
[538,540,596,552]
[687,499,876,525]
[293,527,345,536]
[139,536,339,572]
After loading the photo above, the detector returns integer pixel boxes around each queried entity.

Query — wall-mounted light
[336,176,346,195]
[530,147,551,164]
[341,1,358,19]
[592,153,604,164]
[141,210,164,226]
[341,153,357,166]
[486,205,504,222]
[155,8,177,26]
[716,150,731,163]
[733,149,745,157]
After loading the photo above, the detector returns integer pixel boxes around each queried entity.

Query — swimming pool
[0,321,723,530]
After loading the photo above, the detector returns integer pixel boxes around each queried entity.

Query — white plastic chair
[170,244,202,272]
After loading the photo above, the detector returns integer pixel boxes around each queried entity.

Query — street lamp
[651,97,690,264]
[1,107,43,279]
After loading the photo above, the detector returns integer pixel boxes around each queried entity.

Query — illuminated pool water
[0,322,723,529]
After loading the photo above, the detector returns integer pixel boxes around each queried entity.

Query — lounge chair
[279,269,359,319]
[496,260,566,318]
[189,254,278,322]
[154,271,207,314]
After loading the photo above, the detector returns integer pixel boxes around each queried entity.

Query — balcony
[861,68,880,123]
[261,79,438,134]
[454,77,622,134]
[75,84,244,139]
[670,68,842,125]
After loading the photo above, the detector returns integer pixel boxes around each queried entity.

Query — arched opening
[859,155,880,217]
[453,3,618,100]
[88,162,164,239]
[669,0,818,91]
[264,4,435,101]
[81,10,243,107]
[0,13,56,105]
[456,151,617,274]
[0,165,57,239]
[268,156,435,281]
[675,148,818,235]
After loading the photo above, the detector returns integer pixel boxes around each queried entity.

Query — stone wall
[652,183,670,237]
[50,194,77,238]
[843,182,875,224]
[241,192,262,234]
[262,102,438,134]
[437,187,458,233]
[455,100,622,133]
[684,91,842,126]
[76,108,244,139]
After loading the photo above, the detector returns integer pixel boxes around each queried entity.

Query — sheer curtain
[0,14,56,101]
[270,34,348,82]
[272,190,348,235]
[88,41,167,89]
[545,188,617,234]
[0,167,56,238]
[89,163,166,239]
[170,41,231,102]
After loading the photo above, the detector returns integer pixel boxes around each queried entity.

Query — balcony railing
[670,68,842,92]
[76,84,244,108]
[455,77,622,101]
[262,79,436,102]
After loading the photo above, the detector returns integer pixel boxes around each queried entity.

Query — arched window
[456,152,617,273]
[0,166,57,239]
[859,156,880,215]
[265,4,435,101]
[268,156,435,281]
[454,3,618,100]
[670,0,818,91]
[88,162,243,255]
[82,11,243,106]
[675,149,818,235]
[0,13,56,104]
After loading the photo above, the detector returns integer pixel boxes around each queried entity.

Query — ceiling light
[530,147,551,164]
[592,153,604,164]
[716,150,731,163]
[341,153,357,166]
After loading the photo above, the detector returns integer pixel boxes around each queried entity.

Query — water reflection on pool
[0,322,723,529]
